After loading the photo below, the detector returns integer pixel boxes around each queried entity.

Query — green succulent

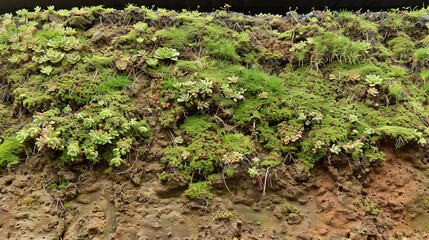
[109,155,124,167]
[100,109,113,119]
[65,52,81,64]
[47,37,64,49]
[24,124,40,136]
[16,129,29,144]
[115,59,128,70]
[83,117,96,128]
[146,58,158,67]
[64,27,77,35]
[365,74,383,87]
[154,47,180,61]
[67,142,80,158]
[83,147,99,162]
[8,55,20,64]
[62,37,76,51]
[115,138,133,155]
[40,66,53,75]
[89,130,113,145]
[46,49,65,64]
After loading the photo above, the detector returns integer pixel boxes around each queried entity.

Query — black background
[1,0,429,14]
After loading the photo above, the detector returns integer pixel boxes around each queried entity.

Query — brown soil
[0,145,428,239]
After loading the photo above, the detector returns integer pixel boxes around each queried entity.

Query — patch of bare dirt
[0,145,428,239]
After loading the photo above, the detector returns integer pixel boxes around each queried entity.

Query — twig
[118,146,140,175]
[287,11,301,25]
[263,167,270,196]
[222,169,234,196]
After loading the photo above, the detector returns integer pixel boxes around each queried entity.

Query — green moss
[85,55,113,68]
[0,138,23,167]
[376,126,423,142]
[185,181,213,201]
[181,115,215,137]
[388,36,415,62]
[221,133,254,155]
[155,26,197,50]
[95,74,132,94]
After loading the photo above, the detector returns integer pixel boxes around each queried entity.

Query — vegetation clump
[0,5,429,200]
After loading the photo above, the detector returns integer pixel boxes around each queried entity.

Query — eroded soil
[0,144,428,240]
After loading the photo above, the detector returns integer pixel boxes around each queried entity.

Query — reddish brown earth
[0,144,428,239]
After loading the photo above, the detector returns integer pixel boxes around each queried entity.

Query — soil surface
[0,144,428,240]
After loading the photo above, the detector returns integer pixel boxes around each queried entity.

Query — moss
[376,126,423,142]
[0,137,23,167]
[185,181,213,202]
[283,200,301,215]
[95,74,132,94]
[221,133,254,155]
[85,55,113,68]
[388,36,416,62]
[155,26,197,50]
[181,115,216,137]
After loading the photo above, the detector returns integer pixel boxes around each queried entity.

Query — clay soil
[0,141,428,240]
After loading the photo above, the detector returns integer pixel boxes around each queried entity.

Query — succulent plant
[62,37,76,51]
[146,58,158,67]
[40,66,53,75]
[46,49,65,63]
[65,52,81,64]
[89,130,113,145]
[47,37,64,49]
[83,147,98,162]
[365,74,383,87]
[67,142,80,158]
[154,47,180,61]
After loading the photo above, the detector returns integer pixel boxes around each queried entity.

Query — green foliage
[185,181,213,201]
[155,26,196,49]
[154,47,180,61]
[2,6,429,202]
[283,200,301,215]
[95,75,132,94]
[362,198,382,216]
[365,74,384,87]
[181,115,215,137]
[0,138,23,167]
[388,36,415,62]
[212,211,234,220]
[376,126,424,142]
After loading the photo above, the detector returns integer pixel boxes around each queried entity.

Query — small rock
[76,195,90,204]
[58,171,75,181]
[319,228,328,236]
[15,213,29,220]
[285,213,302,225]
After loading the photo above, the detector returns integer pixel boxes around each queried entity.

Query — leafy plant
[154,47,180,61]
[365,74,383,87]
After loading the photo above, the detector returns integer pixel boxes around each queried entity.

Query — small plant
[387,82,404,101]
[213,211,234,220]
[283,200,301,215]
[154,47,180,61]
[362,198,382,216]
[40,66,53,75]
[185,181,213,202]
[365,74,383,87]
[46,49,65,64]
